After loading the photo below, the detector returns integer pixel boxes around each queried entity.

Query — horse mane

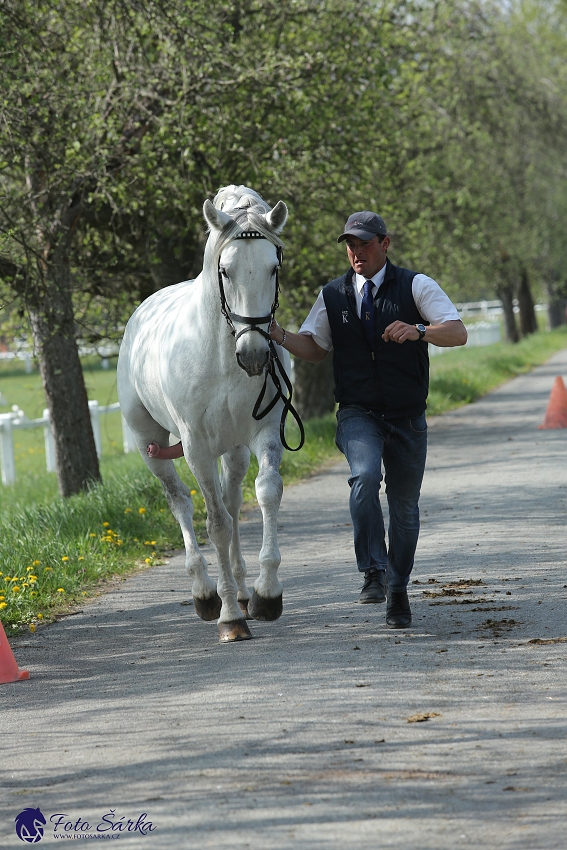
[205,185,285,270]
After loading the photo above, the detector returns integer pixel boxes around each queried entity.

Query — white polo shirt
[298,265,461,351]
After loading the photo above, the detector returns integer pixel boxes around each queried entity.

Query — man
[270,211,467,628]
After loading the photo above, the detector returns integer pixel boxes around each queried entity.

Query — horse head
[203,195,288,377]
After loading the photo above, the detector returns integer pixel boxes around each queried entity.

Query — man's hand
[382,321,419,343]
[383,319,467,347]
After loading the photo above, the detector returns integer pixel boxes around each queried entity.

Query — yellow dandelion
[103,522,110,527]
[81,592,87,596]
[44,567,52,572]
[26,566,33,572]
[61,556,69,562]
[29,592,36,597]
[117,540,123,545]
[150,540,156,546]
[56,588,65,593]
[78,557,84,562]
[0,595,4,601]
[190,489,197,495]
[29,576,37,582]
[144,558,152,564]
[138,507,146,515]
[11,585,20,592]
[22,582,29,588]
[4,576,11,582]
[33,560,40,566]
[124,508,132,514]
[11,576,19,582]
[29,624,35,633]
[0,602,6,609]
[37,613,43,619]
[89,533,96,537]
[144,541,151,545]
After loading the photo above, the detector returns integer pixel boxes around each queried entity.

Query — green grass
[1,327,566,632]
[428,326,567,415]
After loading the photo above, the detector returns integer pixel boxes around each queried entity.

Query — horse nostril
[236,349,269,377]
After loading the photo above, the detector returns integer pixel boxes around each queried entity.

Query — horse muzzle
[236,347,270,377]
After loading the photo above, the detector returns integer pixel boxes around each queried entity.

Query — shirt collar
[354,263,387,295]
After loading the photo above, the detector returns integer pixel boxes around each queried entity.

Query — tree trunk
[545,273,567,328]
[517,268,538,336]
[29,264,100,497]
[497,283,519,343]
[293,354,336,421]
[548,297,567,328]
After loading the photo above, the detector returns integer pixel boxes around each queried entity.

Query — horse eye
[220,268,228,278]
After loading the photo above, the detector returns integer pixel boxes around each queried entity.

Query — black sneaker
[386,590,412,628]
[359,569,386,604]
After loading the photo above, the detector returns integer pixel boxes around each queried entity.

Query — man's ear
[264,200,288,234]
[203,199,234,232]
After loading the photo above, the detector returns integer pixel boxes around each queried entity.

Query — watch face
[417,324,426,334]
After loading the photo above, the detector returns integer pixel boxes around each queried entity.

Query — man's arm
[382,319,467,347]
[270,319,329,363]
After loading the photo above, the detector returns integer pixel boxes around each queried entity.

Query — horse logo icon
[15,808,46,843]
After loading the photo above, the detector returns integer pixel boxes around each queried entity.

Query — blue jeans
[335,405,427,593]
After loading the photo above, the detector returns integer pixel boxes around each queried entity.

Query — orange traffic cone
[539,376,567,429]
[0,620,29,684]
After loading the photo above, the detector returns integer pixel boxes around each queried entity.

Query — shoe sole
[359,596,386,604]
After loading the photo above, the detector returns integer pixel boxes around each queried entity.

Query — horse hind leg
[220,445,252,619]
[124,404,221,621]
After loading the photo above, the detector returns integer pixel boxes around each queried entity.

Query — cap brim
[337,228,380,243]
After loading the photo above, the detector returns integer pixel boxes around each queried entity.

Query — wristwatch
[415,323,427,340]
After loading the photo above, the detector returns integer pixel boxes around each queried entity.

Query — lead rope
[251,340,305,452]
[217,244,305,452]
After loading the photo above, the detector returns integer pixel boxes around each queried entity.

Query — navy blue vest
[322,259,429,417]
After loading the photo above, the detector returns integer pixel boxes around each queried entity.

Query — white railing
[429,320,502,356]
[0,401,137,485]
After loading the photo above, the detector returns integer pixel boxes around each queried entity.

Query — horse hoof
[193,592,222,621]
[238,599,253,620]
[248,590,283,622]
[218,619,253,642]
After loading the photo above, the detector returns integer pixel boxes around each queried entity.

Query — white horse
[117,185,290,642]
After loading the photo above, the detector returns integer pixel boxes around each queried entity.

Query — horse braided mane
[208,185,285,264]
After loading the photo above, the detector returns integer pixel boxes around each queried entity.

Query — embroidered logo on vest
[342,311,349,323]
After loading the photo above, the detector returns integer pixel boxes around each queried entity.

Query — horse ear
[203,199,233,232]
[265,200,288,234]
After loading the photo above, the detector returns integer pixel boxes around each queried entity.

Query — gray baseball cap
[337,211,387,242]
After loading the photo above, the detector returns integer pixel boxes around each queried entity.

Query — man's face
[345,234,390,279]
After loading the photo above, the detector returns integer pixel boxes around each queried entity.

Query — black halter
[217,231,305,452]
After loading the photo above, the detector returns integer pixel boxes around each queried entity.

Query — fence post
[43,409,56,473]
[0,415,16,485]
[88,400,102,458]
[121,415,138,454]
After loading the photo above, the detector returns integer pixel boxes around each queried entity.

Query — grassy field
[0,326,566,632]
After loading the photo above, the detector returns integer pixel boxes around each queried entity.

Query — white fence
[0,401,137,485]
[429,320,502,356]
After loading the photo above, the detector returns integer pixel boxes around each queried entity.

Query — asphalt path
[2,349,567,849]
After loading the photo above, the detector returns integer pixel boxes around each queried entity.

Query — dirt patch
[477,618,521,638]
[407,711,442,723]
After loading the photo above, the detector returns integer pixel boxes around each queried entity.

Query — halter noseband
[216,228,304,452]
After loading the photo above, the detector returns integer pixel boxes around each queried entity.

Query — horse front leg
[188,445,252,642]
[220,445,252,619]
[248,433,284,621]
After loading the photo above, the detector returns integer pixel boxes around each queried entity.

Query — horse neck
[198,265,238,361]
